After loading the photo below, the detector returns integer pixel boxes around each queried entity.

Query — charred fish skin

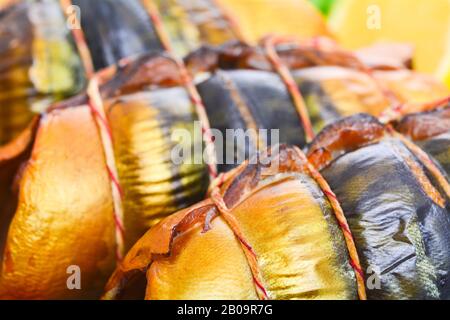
[0,0,85,146]
[196,69,306,173]
[308,114,450,300]
[72,0,164,70]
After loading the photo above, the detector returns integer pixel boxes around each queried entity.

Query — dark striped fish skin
[419,134,450,177]
[72,0,165,70]
[196,69,306,173]
[106,86,209,250]
[292,66,390,131]
[153,0,238,57]
[0,0,85,146]
[308,114,450,300]
[53,52,211,250]
[186,42,449,135]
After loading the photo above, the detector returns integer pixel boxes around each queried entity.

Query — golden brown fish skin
[106,87,208,250]
[154,0,331,56]
[395,105,450,143]
[103,146,358,300]
[0,54,210,300]
[0,1,85,146]
[107,98,176,250]
[147,176,354,300]
[0,117,40,267]
[184,40,364,75]
[146,216,258,300]
[294,66,391,130]
[226,175,356,300]
[0,107,116,300]
[295,67,449,132]
[0,2,35,146]
[153,0,238,57]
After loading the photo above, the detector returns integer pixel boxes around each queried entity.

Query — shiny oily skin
[107,87,208,250]
[293,67,449,133]
[372,70,449,104]
[0,2,84,146]
[294,66,390,131]
[72,0,164,70]
[153,0,237,56]
[415,133,450,177]
[0,107,116,299]
[321,139,450,299]
[147,216,258,300]
[145,173,357,300]
[196,69,306,173]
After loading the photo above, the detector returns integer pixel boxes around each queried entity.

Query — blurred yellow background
[327,0,450,87]
[218,0,450,87]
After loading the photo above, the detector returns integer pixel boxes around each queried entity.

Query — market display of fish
[62,0,333,67]
[0,53,208,299]
[103,145,363,300]
[186,40,448,138]
[0,0,85,146]
[103,108,450,300]
[0,0,449,301]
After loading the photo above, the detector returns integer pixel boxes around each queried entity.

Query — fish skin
[0,106,116,299]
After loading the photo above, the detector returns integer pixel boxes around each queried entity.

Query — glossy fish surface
[104,146,358,300]
[72,0,164,70]
[0,0,85,146]
[308,115,450,299]
[0,54,209,299]
[196,69,306,172]
[107,86,208,249]
[0,107,116,299]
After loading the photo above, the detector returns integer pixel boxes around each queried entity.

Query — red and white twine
[87,79,126,261]
[59,0,95,78]
[60,0,126,261]
[263,36,316,142]
[293,147,367,300]
[142,0,218,180]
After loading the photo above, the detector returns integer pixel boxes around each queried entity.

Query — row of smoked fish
[0,0,449,300]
